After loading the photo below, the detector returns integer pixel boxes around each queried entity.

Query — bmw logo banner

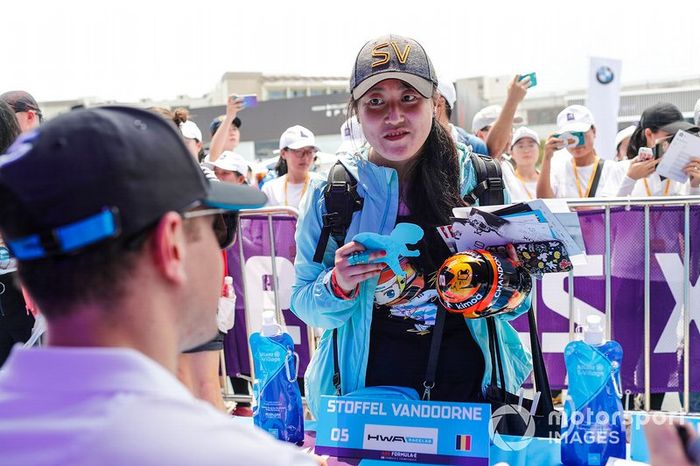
[586,57,622,160]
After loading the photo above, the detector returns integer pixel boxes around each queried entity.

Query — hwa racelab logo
[363,424,438,454]
[596,66,615,85]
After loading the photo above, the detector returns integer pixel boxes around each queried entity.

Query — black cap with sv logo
[350,34,437,100]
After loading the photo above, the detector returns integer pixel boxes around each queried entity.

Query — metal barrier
[222,206,318,404]
[563,195,700,412]
[226,196,700,413]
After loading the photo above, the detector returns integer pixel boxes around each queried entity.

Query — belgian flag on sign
[455,434,471,451]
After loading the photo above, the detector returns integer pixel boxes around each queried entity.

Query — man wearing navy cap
[0,107,319,466]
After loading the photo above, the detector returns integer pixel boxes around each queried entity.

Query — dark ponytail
[275,156,288,176]
[403,118,465,226]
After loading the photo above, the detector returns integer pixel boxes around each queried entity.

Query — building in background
[34,72,700,161]
[455,75,700,139]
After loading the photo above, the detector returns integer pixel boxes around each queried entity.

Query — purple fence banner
[511,205,700,393]
[223,213,312,379]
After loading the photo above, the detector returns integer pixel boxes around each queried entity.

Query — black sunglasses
[182,208,239,250]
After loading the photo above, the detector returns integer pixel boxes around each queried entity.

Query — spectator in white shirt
[508,127,540,201]
[538,105,623,199]
[262,125,323,208]
[619,102,700,197]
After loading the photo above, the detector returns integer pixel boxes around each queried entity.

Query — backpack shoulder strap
[589,158,606,197]
[463,152,505,206]
[312,161,363,263]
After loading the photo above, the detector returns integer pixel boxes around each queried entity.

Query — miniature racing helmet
[436,250,531,318]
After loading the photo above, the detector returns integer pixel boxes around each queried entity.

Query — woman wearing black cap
[291,34,531,418]
[619,102,700,196]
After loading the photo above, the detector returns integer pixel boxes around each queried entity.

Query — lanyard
[643,178,671,197]
[572,157,600,198]
[515,172,536,200]
[283,174,309,206]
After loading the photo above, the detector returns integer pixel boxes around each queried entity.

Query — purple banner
[223,214,312,379]
[512,205,700,392]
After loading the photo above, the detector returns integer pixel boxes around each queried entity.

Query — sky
[4,0,700,104]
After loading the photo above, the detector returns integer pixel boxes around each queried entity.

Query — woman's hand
[627,157,659,181]
[333,241,385,294]
[683,158,700,188]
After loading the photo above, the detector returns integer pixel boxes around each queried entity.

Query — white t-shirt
[0,347,315,466]
[508,175,538,202]
[262,173,323,209]
[550,157,624,198]
[499,159,531,201]
[616,159,700,196]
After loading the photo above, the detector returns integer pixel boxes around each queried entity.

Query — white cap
[471,105,524,133]
[278,125,319,152]
[260,310,282,337]
[437,76,456,109]
[694,97,700,127]
[212,151,250,175]
[584,314,605,346]
[614,125,636,149]
[336,116,366,154]
[511,126,540,148]
[179,120,202,142]
[557,105,595,133]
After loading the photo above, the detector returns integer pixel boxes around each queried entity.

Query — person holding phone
[537,105,623,199]
[618,102,700,197]
[290,34,531,419]
[208,94,246,163]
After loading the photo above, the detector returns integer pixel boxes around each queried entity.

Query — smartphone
[518,72,537,88]
[232,94,258,109]
[637,147,654,162]
[653,140,672,160]
[554,131,585,148]
[652,136,673,159]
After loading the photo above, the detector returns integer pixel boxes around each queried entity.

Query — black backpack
[463,152,505,206]
[311,153,505,263]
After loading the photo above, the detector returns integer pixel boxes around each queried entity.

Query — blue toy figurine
[348,223,424,276]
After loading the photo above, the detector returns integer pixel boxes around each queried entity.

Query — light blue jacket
[291,145,533,418]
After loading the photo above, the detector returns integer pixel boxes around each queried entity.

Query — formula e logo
[596,66,614,85]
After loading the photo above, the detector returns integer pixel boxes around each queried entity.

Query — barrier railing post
[644,205,651,411]
[568,270,575,341]
[237,217,256,387]
[605,206,612,341]
[684,203,691,412]
[267,213,284,326]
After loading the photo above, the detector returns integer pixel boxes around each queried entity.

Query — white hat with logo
[556,105,595,133]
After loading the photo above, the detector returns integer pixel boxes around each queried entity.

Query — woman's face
[357,79,434,163]
[511,137,539,167]
[645,128,672,148]
[281,146,316,177]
